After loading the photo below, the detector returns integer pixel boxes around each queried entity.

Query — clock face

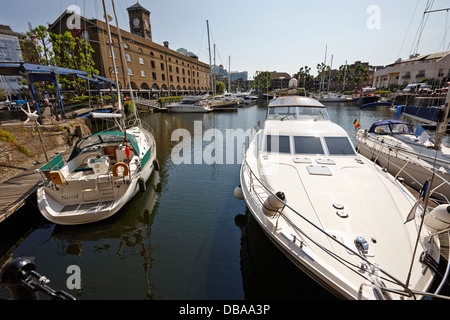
[133,18,140,27]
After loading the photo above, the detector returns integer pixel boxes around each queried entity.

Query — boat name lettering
[62,193,79,201]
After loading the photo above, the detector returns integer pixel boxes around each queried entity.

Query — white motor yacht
[237,95,449,300]
[166,95,212,113]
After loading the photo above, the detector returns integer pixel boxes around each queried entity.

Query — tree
[215,81,225,94]
[51,31,99,95]
[20,25,99,96]
[253,71,272,92]
[352,65,368,88]
[20,25,54,65]
[293,66,311,88]
[334,64,351,91]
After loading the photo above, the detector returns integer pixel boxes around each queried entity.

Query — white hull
[239,96,442,300]
[354,127,450,202]
[37,125,157,225]
[166,105,211,113]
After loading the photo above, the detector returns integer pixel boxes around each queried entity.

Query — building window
[169,65,172,72]
[141,70,146,77]
[128,68,133,75]
[152,73,157,80]
[124,43,129,49]
[161,63,165,71]
[170,75,173,82]
[138,48,143,53]
[151,60,155,69]
[139,57,144,64]
[109,49,116,58]
[162,74,166,81]
[125,54,131,62]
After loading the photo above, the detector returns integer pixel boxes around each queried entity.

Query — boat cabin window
[293,136,325,155]
[265,135,291,154]
[267,106,329,121]
[324,137,356,156]
[374,123,414,134]
[267,107,297,120]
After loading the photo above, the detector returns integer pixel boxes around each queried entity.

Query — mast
[228,55,231,93]
[111,0,138,119]
[327,54,333,94]
[342,60,347,92]
[101,0,122,112]
[207,20,213,95]
[319,45,327,95]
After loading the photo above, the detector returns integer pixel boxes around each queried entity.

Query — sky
[1,0,450,79]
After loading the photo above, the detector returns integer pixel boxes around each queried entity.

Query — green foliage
[253,71,272,91]
[123,100,134,114]
[0,129,31,157]
[353,65,368,87]
[158,96,184,106]
[215,81,225,94]
[20,25,99,96]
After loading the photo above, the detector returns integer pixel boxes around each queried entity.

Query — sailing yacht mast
[207,20,213,95]
[101,0,122,111]
[327,54,333,94]
[111,0,138,119]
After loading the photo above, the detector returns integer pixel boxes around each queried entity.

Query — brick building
[48,2,210,98]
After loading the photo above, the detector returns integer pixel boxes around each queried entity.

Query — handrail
[241,157,450,299]
[355,132,450,203]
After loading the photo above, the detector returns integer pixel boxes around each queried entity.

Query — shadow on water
[234,210,337,300]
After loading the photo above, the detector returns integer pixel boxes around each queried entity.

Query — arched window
[125,54,131,62]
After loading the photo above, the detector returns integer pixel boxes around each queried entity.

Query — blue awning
[368,119,412,133]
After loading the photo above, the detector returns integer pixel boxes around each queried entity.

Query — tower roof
[126,2,150,14]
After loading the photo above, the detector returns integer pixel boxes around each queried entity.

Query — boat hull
[37,126,157,225]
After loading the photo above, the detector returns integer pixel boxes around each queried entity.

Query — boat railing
[241,158,450,300]
[356,133,450,203]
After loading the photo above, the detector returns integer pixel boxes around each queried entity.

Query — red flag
[353,119,360,128]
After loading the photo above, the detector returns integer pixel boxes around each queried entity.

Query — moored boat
[37,118,158,225]
[237,95,449,299]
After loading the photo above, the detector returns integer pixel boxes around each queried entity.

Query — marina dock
[0,166,41,223]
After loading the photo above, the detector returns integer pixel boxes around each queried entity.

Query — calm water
[0,100,404,300]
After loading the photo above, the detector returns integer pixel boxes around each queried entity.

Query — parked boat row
[165,92,257,113]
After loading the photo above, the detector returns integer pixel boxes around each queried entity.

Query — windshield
[267,106,330,121]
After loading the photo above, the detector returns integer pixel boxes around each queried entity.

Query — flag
[405,180,430,224]
[414,123,424,138]
[414,123,430,144]
[396,105,403,118]
[353,119,360,128]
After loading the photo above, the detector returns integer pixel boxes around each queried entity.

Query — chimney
[164,41,169,48]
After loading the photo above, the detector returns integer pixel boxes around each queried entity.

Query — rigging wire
[397,0,420,60]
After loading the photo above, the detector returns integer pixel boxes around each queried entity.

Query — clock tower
[127,2,152,41]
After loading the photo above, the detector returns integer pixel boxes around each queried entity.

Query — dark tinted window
[324,137,355,155]
[293,136,324,155]
[265,135,291,153]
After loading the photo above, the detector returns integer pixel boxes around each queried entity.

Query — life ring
[112,162,129,177]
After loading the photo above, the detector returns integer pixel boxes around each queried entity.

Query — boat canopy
[267,96,330,121]
[368,119,415,134]
[68,131,140,161]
